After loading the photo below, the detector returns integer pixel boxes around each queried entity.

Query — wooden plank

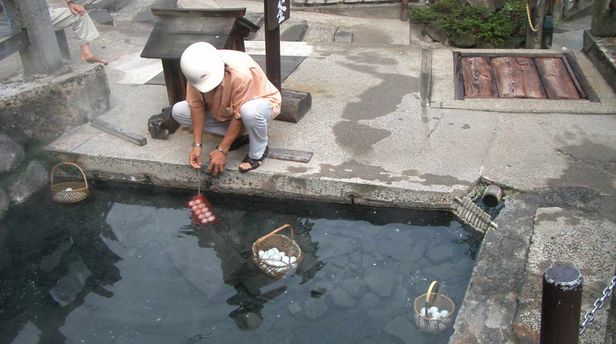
[91,119,147,146]
[0,30,28,61]
[161,59,186,106]
[563,51,596,101]
[151,7,246,18]
[492,57,527,98]
[277,89,312,123]
[141,16,234,58]
[454,53,465,100]
[515,57,546,99]
[534,57,581,99]
[561,56,586,99]
[269,148,313,163]
[461,57,495,98]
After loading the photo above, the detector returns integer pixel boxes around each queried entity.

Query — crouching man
[172,42,281,175]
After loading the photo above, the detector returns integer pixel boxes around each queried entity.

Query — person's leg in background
[48,6,107,64]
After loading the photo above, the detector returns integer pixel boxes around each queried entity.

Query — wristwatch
[192,143,202,148]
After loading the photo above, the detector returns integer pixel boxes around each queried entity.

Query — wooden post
[11,0,63,73]
[525,0,546,48]
[540,264,583,344]
[400,0,409,21]
[264,0,290,91]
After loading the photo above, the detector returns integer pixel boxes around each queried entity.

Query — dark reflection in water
[0,183,480,344]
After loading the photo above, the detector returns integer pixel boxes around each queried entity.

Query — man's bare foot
[81,55,108,65]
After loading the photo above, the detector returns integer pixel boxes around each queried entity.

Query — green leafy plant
[410,0,526,48]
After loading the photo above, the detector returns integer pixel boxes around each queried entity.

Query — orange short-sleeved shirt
[186,50,281,122]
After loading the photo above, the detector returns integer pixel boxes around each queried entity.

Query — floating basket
[252,224,303,279]
[413,281,456,334]
[50,162,89,203]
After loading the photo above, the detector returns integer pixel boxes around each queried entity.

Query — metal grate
[452,197,498,234]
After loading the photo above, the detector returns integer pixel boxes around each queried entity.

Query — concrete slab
[431,48,616,114]
[514,207,616,344]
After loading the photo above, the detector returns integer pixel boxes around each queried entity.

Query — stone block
[0,64,110,142]
[0,134,25,174]
[8,160,48,205]
[303,298,328,319]
[329,288,357,308]
[591,0,616,36]
[364,269,396,297]
[383,316,426,344]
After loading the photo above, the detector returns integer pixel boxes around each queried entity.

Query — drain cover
[455,53,587,100]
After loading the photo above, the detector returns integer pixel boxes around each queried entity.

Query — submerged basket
[413,281,456,334]
[252,224,303,279]
[50,162,89,203]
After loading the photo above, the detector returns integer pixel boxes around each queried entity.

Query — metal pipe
[482,184,503,207]
[540,263,583,344]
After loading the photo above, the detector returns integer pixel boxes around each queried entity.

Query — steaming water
[0,183,480,344]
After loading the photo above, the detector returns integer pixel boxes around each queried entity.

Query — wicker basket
[252,224,303,279]
[50,162,89,203]
[413,281,456,334]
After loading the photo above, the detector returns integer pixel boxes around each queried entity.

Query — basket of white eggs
[252,224,303,279]
[413,281,455,334]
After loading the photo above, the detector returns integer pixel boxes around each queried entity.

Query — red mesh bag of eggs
[188,194,218,225]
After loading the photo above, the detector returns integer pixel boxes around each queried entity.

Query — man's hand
[68,2,86,16]
[189,147,202,169]
[207,149,226,176]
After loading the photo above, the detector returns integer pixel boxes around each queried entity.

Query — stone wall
[0,64,110,219]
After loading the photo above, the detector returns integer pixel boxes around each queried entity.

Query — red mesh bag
[188,193,218,225]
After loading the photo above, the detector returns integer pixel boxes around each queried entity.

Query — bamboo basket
[252,224,303,279]
[413,281,456,334]
[50,162,89,203]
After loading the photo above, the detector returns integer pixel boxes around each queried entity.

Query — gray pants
[48,7,100,46]
[172,99,273,159]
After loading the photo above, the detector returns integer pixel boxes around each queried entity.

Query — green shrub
[410,0,526,48]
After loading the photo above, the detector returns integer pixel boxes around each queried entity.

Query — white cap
[180,42,224,93]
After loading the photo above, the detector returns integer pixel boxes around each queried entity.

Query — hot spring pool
[0,183,481,344]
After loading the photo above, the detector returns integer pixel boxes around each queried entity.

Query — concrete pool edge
[45,150,474,210]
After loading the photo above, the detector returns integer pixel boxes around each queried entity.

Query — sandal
[239,146,268,173]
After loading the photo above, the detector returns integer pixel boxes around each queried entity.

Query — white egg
[428,306,439,314]
[272,248,280,254]
[65,187,73,191]
[282,256,290,264]
[290,256,297,264]
[420,307,427,315]
[431,313,441,320]
[440,310,450,318]
[259,250,266,258]
[279,251,286,257]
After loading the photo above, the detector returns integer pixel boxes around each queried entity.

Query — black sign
[265,0,290,30]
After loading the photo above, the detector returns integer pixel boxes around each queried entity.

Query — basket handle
[256,224,294,243]
[423,281,440,316]
[50,162,89,189]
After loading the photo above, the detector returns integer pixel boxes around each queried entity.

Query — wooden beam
[151,7,246,18]
[276,89,312,123]
[91,118,147,146]
[0,30,29,61]
[269,148,313,163]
